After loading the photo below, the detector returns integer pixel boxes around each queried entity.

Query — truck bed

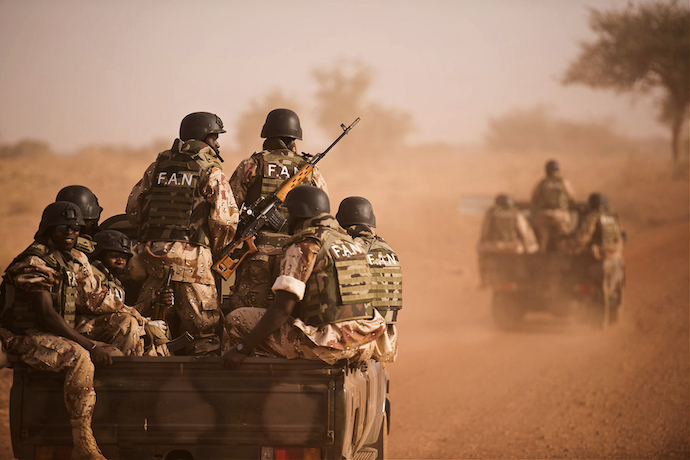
[10,356,388,460]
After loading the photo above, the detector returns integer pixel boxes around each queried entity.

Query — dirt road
[0,148,687,459]
[387,220,689,459]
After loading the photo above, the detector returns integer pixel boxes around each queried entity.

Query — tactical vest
[592,211,619,251]
[0,243,78,334]
[91,261,126,304]
[139,141,220,247]
[487,208,519,242]
[294,228,375,327]
[359,237,403,324]
[536,177,568,210]
[246,150,314,225]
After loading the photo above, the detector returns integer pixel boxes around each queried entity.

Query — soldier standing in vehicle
[227,108,329,311]
[530,159,577,252]
[56,185,104,254]
[564,192,625,323]
[0,202,147,460]
[221,186,394,369]
[88,230,171,356]
[336,196,400,361]
[126,112,239,356]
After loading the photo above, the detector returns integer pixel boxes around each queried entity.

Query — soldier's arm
[311,166,329,195]
[567,212,597,254]
[516,212,539,254]
[228,156,259,209]
[563,179,577,205]
[202,167,240,253]
[126,161,156,228]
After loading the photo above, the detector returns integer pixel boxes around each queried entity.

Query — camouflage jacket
[531,174,576,211]
[565,209,623,260]
[478,206,539,254]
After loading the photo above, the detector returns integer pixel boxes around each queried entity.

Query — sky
[0,0,670,153]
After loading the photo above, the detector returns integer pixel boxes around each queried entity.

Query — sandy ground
[0,144,688,459]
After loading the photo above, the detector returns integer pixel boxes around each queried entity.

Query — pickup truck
[9,356,389,460]
[478,202,625,329]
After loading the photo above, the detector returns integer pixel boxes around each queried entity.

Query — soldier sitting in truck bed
[0,202,151,460]
[531,159,577,252]
[221,186,395,369]
[477,194,539,287]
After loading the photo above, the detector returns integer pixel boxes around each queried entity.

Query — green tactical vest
[487,207,519,242]
[0,243,78,334]
[91,261,126,304]
[246,150,314,228]
[359,236,403,325]
[140,140,220,247]
[293,227,375,327]
[535,177,568,210]
[592,211,620,251]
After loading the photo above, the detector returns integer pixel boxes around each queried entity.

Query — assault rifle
[213,117,360,281]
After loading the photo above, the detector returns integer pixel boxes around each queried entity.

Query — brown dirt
[0,144,688,459]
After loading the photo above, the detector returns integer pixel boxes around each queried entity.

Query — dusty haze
[0,0,671,154]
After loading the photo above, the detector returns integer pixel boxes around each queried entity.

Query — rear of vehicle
[10,356,389,460]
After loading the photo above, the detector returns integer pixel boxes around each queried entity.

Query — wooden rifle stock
[213,234,258,281]
[212,117,360,281]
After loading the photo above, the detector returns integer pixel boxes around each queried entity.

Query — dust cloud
[0,106,688,458]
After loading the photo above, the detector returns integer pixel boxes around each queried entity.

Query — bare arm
[30,291,113,365]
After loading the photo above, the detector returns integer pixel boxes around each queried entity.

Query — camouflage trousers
[223,307,397,365]
[533,209,572,252]
[227,255,280,311]
[137,277,222,356]
[75,312,145,356]
[0,330,123,419]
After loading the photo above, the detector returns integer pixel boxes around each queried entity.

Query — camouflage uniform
[531,173,576,252]
[90,260,169,356]
[127,139,239,356]
[0,241,144,460]
[477,206,539,254]
[227,138,328,310]
[224,215,395,365]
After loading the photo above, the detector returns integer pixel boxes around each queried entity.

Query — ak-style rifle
[213,117,360,281]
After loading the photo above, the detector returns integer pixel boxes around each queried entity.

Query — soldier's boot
[70,416,107,460]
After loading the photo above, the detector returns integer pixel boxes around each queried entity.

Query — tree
[562,0,689,164]
[312,59,413,160]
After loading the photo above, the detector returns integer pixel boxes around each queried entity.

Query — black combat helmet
[56,185,103,221]
[495,194,514,209]
[336,196,376,228]
[283,185,329,219]
[90,230,133,261]
[35,201,85,239]
[588,192,608,210]
[545,159,560,176]
[179,112,226,142]
[260,108,302,140]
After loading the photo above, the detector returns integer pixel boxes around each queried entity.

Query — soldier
[478,194,539,255]
[336,196,400,361]
[221,186,393,369]
[228,108,329,311]
[564,192,625,323]
[0,202,145,460]
[530,160,576,252]
[126,112,239,356]
[565,192,623,258]
[89,230,170,356]
[56,185,104,253]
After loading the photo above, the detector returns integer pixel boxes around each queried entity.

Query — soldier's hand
[221,348,247,370]
[160,287,175,309]
[89,342,113,366]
